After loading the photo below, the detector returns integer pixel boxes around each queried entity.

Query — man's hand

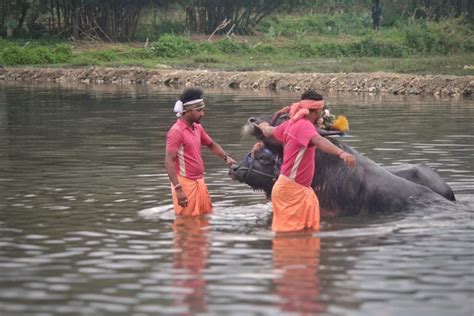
[339,152,356,166]
[225,155,236,167]
[176,188,188,208]
[257,122,274,138]
[258,122,270,130]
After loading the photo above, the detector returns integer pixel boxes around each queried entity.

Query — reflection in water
[273,232,325,315]
[172,216,209,314]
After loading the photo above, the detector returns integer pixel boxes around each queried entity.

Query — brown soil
[1,66,473,97]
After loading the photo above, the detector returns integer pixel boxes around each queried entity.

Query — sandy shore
[1,66,473,97]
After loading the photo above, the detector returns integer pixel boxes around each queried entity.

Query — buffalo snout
[228,163,242,181]
[247,117,257,124]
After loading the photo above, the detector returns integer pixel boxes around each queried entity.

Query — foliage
[211,39,250,54]
[396,16,473,54]
[0,42,73,65]
[427,15,474,53]
[1,0,473,40]
[137,20,188,42]
[91,50,119,62]
[291,0,473,22]
[403,22,444,54]
[179,0,303,35]
[355,38,407,57]
[1,7,473,77]
[150,34,197,57]
[295,38,407,58]
[257,12,372,37]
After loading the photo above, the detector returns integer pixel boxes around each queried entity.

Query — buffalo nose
[231,164,240,173]
[228,164,240,180]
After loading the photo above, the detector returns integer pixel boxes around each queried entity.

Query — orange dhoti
[271,175,320,232]
[171,175,212,216]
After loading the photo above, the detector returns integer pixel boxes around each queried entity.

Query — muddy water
[0,84,473,316]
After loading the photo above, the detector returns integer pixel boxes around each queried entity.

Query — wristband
[338,151,345,158]
[224,154,232,162]
[174,183,182,191]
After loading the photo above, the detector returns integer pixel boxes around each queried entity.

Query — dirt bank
[0,66,473,97]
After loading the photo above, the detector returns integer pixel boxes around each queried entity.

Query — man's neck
[180,117,194,128]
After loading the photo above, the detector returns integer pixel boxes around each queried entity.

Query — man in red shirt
[258,90,356,232]
[165,88,236,216]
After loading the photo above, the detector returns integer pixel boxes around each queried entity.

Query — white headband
[173,99,204,117]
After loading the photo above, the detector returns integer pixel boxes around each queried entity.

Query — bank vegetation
[0,1,473,84]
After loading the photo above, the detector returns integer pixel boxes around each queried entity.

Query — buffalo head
[229,147,281,198]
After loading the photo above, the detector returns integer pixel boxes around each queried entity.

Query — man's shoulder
[167,122,183,137]
[194,123,208,132]
[291,119,316,135]
[295,118,314,128]
[275,119,290,129]
[169,119,186,131]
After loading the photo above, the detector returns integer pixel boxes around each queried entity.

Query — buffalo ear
[242,117,265,139]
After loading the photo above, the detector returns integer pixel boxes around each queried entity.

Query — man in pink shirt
[258,90,356,232]
[165,88,236,216]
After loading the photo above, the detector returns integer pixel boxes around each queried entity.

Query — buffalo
[229,115,456,218]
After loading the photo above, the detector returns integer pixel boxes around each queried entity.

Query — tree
[179,0,303,35]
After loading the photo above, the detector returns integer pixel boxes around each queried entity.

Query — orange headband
[289,100,324,121]
[298,100,324,110]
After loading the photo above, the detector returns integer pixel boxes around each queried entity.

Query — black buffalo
[229,115,456,218]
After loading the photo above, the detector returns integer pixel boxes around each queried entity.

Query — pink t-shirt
[273,118,320,187]
[166,119,213,180]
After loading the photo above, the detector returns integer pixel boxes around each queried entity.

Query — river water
[0,83,473,316]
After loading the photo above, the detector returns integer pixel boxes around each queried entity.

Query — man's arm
[165,150,180,187]
[165,150,188,207]
[207,142,237,166]
[311,135,356,166]
[257,122,275,138]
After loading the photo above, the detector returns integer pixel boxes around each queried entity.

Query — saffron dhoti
[271,175,320,232]
[171,175,212,216]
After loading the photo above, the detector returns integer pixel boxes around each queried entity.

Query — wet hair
[300,90,323,101]
[180,88,203,104]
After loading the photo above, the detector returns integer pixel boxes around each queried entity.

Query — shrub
[349,38,407,57]
[193,55,220,63]
[197,42,221,54]
[52,44,73,62]
[257,13,372,37]
[120,48,154,59]
[403,22,444,54]
[427,16,474,54]
[463,38,474,53]
[29,46,56,63]
[1,46,30,65]
[253,44,277,54]
[94,50,119,62]
[213,39,250,54]
[295,38,407,58]
[0,43,73,65]
[137,21,187,41]
[150,34,196,57]
[295,42,346,58]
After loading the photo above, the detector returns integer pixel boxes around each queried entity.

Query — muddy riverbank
[0,66,473,97]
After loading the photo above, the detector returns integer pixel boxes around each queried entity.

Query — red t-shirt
[273,118,320,187]
[166,119,213,180]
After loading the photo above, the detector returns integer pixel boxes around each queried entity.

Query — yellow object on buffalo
[331,115,349,133]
